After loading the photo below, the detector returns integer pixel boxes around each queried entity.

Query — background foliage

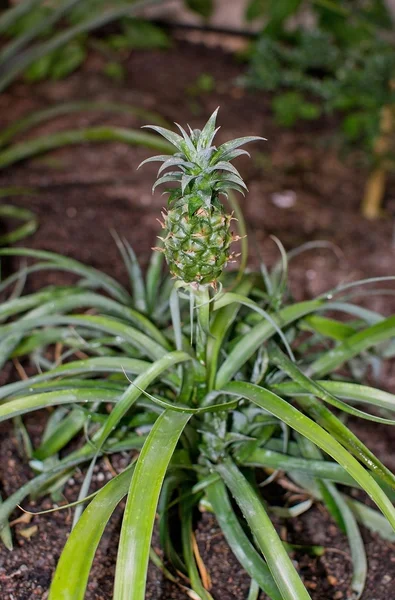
[244,0,395,155]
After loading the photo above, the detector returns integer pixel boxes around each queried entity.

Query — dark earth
[0,35,395,599]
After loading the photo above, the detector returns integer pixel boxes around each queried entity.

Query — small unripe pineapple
[140,108,264,287]
[160,197,234,285]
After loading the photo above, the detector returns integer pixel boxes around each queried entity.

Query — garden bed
[0,39,395,599]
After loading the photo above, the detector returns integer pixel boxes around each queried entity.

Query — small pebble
[66,207,77,218]
[305,581,317,590]
[271,190,297,208]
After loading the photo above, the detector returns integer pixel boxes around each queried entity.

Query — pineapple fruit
[140,108,264,287]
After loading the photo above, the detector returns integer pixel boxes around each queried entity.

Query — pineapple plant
[139,108,264,287]
[2,111,395,600]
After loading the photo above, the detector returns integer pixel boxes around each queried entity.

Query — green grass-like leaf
[0,126,172,169]
[114,410,191,600]
[49,464,135,600]
[216,458,312,600]
[221,381,395,529]
[1,113,395,600]
[0,204,38,245]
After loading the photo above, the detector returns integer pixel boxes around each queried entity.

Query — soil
[0,38,395,600]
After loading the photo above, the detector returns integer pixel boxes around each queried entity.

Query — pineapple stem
[190,290,195,346]
[194,286,211,399]
[170,286,183,352]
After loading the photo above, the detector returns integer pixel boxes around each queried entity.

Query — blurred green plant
[272,91,321,127]
[185,0,214,19]
[0,1,175,178]
[0,114,395,599]
[106,17,170,52]
[0,194,38,246]
[243,0,395,218]
[0,0,168,91]
[188,73,216,96]
[0,100,173,171]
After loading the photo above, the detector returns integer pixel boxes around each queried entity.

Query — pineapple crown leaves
[138,108,266,202]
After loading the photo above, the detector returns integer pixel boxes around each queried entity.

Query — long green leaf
[120,239,147,313]
[0,204,38,245]
[157,474,186,573]
[243,448,358,487]
[268,345,395,487]
[180,493,214,600]
[0,494,12,550]
[217,292,295,360]
[325,483,367,599]
[34,407,86,459]
[122,380,239,415]
[0,354,189,427]
[215,300,324,388]
[23,380,125,396]
[145,245,165,316]
[273,380,395,413]
[10,327,121,358]
[207,478,282,600]
[346,497,395,543]
[0,388,118,421]
[206,278,253,391]
[0,126,172,169]
[216,458,311,600]
[0,262,66,295]
[299,315,356,341]
[0,0,42,33]
[214,297,389,389]
[5,288,169,347]
[0,102,167,148]
[249,443,395,503]
[268,343,395,424]
[295,436,366,598]
[49,464,135,600]
[0,247,130,303]
[220,382,395,530]
[0,286,74,320]
[0,356,153,400]
[95,351,191,449]
[322,301,384,325]
[292,392,395,489]
[0,314,167,361]
[113,409,191,600]
[307,316,395,377]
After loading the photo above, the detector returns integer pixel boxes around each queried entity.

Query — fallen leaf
[10,512,33,527]
[19,525,38,539]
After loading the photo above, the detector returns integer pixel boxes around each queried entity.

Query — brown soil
[0,39,395,599]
